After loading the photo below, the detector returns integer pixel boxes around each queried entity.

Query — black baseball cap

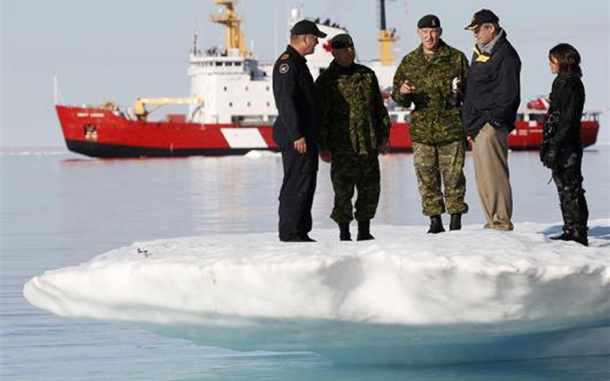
[417,14,441,29]
[330,34,354,49]
[465,9,499,30]
[290,19,327,38]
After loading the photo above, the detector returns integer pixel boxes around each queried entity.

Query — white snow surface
[24,220,610,365]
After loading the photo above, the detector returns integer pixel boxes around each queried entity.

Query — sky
[1,0,609,148]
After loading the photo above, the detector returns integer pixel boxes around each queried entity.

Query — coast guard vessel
[55,0,600,158]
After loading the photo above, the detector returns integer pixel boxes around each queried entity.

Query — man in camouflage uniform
[315,34,391,241]
[392,15,470,233]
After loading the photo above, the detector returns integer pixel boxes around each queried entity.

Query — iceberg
[23,220,610,365]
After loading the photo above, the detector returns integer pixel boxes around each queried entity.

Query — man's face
[303,35,319,55]
[473,23,495,45]
[417,27,442,51]
[332,46,356,67]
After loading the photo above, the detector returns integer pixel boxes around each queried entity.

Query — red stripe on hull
[57,106,600,158]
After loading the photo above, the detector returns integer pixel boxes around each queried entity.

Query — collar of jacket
[327,60,356,75]
[473,29,507,62]
[416,39,450,63]
[286,45,307,64]
[557,71,583,81]
[472,29,506,63]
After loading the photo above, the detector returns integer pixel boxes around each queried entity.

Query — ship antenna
[53,73,64,105]
[192,32,198,55]
[380,0,386,30]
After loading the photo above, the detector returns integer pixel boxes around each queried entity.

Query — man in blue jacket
[462,9,521,231]
[272,20,326,242]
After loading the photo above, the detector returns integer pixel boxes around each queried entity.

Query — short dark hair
[549,43,581,75]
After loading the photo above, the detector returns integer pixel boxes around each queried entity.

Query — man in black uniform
[272,20,326,242]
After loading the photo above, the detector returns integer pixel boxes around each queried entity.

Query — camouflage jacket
[392,40,469,145]
[315,61,391,155]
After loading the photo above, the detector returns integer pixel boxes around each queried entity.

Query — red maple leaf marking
[322,39,332,52]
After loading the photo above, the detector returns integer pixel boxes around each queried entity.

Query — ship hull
[57,105,600,158]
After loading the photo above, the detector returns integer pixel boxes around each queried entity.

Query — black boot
[449,214,462,231]
[299,234,316,242]
[427,215,445,234]
[569,227,588,246]
[550,232,571,241]
[357,220,374,241]
[338,222,351,241]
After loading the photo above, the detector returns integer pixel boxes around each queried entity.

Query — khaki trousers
[472,123,514,230]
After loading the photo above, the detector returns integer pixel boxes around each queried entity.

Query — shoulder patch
[280,53,290,60]
[279,63,290,74]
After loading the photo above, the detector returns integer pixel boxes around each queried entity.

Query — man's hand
[294,137,307,153]
[399,80,415,95]
[320,150,332,163]
[542,146,558,169]
[378,137,390,154]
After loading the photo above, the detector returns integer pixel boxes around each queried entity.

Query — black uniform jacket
[462,31,521,137]
[547,73,585,149]
[272,45,320,150]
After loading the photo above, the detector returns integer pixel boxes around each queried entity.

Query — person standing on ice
[462,9,521,231]
[272,20,327,242]
[391,15,470,234]
[540,43,589,246]
[315,34,391,241]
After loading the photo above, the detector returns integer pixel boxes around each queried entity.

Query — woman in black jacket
[540,43,589,246]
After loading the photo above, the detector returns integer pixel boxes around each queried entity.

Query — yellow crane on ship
[133,97,203,121]
[211,0,250,57]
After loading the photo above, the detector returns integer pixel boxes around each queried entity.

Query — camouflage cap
[330,34,354,49]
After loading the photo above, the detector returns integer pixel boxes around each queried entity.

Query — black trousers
[278,145,318,241]
[552,150,589,233]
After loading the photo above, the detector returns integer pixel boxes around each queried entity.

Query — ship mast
[378,0,398,65]
[211,0,251,57]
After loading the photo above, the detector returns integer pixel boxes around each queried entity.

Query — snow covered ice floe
[24,220,610,365]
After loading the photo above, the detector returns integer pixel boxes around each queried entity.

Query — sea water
[2,146,609,380]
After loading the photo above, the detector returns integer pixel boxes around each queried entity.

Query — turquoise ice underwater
[3,147,610,380]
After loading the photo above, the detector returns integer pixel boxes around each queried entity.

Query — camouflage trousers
[330,152,381,223]
[413,141,468,216]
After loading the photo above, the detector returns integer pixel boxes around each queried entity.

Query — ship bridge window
[403,114,410,123]
[236,62,242,66]
[529,114,546,122]
[229,102,233,107]
[216,62,222,66]
[224,86,227,91]
[247,102,251,107]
